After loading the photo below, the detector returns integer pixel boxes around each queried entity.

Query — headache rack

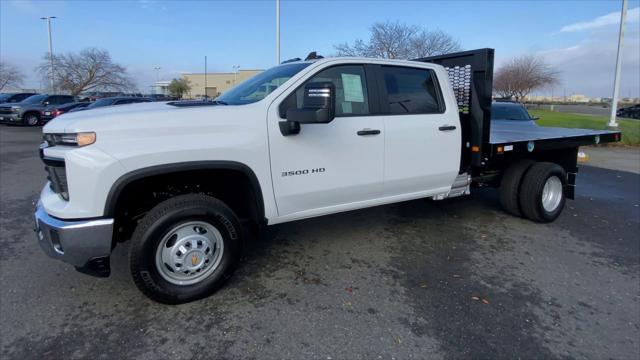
[413,48,494,173]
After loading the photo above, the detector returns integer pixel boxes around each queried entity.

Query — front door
[267,64,384,217]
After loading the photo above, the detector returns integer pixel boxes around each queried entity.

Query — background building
[152,80,171,96]
[182,69,262,98]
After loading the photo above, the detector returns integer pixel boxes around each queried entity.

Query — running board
[432,173,471,200]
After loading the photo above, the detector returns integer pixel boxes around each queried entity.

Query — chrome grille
[0,107,14,115]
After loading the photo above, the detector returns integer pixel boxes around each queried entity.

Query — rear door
[378,65,461,197]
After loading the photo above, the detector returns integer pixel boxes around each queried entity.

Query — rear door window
[381,66,442,115]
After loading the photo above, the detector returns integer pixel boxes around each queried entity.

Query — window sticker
[341,73,364,102]
[341,102,353,114]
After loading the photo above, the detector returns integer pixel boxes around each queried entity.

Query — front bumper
[34,202,114,277]
[0,113,21,124]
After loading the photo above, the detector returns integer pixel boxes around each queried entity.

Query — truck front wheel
[129,194,242,304]
[519,162,567,223]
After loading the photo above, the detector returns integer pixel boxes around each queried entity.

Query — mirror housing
[279,82,335,136]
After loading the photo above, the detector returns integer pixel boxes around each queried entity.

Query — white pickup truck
[35,49,621,303]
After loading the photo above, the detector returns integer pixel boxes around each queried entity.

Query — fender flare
[104,161,265,222]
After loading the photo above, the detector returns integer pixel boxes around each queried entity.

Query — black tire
[23,113,40,126]
[499,159,534,217]
[129,194,243,304]
[519,162,567,223]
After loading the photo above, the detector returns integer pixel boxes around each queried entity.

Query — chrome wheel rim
[26,115,38,126]
[541,176,563,212]
[155,221,224,285]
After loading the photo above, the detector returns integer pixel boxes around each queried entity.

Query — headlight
[10,106,21,112]
[44,132,96,147]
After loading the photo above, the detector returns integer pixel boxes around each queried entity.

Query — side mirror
[279,82,335,136]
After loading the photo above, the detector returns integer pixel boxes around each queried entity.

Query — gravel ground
[1,126,638,359]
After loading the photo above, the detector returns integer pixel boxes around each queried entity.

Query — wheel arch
[105,160,266,227]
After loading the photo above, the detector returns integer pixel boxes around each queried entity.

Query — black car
[146,94,174,101]
[41,102,91,122]
[617,104,640,120]
[0,92,38,104]
[69,96,152,112]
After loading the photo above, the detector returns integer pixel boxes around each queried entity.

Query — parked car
[41,102,91,123]
[0,94,75,126]
[77,92,125,102]
[36,49,621,304]
[491,101,539,124]
[0,92,38,104]
[69,96,152,112]
[146,94,173,101]
[616,104,640,120]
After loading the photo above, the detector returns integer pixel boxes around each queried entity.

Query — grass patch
[528,109,640,146]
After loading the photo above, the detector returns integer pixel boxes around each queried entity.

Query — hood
[42,101,251,134]
[0,101,27,107]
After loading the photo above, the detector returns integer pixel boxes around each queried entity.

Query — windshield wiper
[212,100,229,105]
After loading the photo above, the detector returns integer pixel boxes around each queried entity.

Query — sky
[1,0,639,98]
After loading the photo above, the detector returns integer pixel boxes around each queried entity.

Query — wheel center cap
[183,249,205,269]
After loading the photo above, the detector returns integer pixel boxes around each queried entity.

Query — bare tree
[493,55,560,101]
[334,21,461,59]
[0,61,25,91]
[37,48,135,95]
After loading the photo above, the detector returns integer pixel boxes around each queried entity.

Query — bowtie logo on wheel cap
[191,253,198,266]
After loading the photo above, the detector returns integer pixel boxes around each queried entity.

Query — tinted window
[382,66,440,115]
[15,93,35,102]
[22,95,48,104]
[86,98,116,109]
[48,96,73,105]
[491,103,532,121]
[60,96,75,104]
[286,65,370,117]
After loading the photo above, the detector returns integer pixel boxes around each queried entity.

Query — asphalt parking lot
[1,125,638,359]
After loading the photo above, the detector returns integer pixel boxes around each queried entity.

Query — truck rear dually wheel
[129,194,242,304]
[518,162,567,223]
[499,159,534,217]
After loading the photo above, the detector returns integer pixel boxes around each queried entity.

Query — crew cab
[35,49,621,304]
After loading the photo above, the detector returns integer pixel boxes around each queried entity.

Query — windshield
[216,63,311,105]
[0,94,12,102]
[22,95,47,104]
[491,103,532,121]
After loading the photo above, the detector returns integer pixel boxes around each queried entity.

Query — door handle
[438,125,457,131]
[357,129,381,136]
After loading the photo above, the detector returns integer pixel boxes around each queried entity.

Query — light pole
[40,16,56,93]
[204,56,208,98]
[276,0,280,64]
[233,65,240,83]
[153,66,161,94]
[608,0,628,128]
